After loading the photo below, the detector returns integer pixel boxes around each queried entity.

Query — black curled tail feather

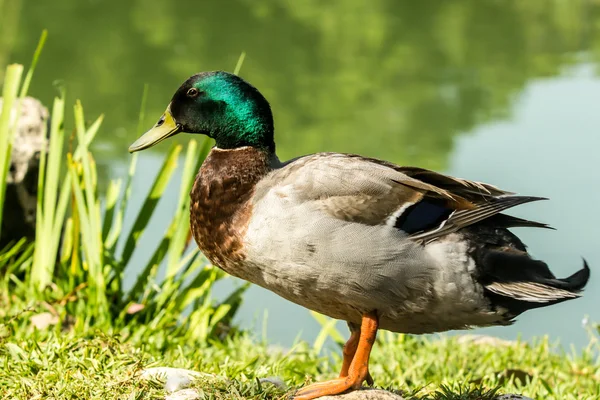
[556,258,590,292]
[478,250,590,317]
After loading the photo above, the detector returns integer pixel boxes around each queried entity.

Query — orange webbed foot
[292,376,361,400]
[293,311,378,400]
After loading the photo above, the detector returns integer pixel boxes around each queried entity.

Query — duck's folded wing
[264,153,548,242]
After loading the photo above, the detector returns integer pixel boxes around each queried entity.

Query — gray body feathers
[235,152,589,334]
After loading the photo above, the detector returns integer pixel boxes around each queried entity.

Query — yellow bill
[128,107,181,153]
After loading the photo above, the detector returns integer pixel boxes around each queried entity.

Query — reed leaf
[0,64,23,239]
[31,93,65,290]
[121,144,181,264]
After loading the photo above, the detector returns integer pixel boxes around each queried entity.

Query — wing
[258,153,549,243]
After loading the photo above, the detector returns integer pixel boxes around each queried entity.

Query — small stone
[140,367,224,394]
[165,373,191,393]
[496,395,534,400]
[30,312,59,330]
[165,388,201,400]
[259,376,287,390]
[126,303,145,314]
[318,388,404,399]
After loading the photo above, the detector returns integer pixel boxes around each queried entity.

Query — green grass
[1,317,599,399]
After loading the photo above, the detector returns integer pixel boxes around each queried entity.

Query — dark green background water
[2,0,599,348]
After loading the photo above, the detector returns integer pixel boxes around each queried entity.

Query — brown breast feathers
[190,146,273,275]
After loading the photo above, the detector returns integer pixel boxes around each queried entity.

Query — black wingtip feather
[488,213,555,230]
[496,195,549,202]
[410,195,551,243]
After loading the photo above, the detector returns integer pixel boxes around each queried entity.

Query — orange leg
[339,328,359,378]
[293,311,379,400]
[339,327,373,385]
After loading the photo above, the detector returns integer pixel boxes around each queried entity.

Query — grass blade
[31,93,65,290]
[0,64,24,239]
[105,85,148,252]
[311,312,346,346]
[312,316,338,354]
[18,29,47,98]
[121,144,181,264]
[102,179,122,242]
[165,139,203,277]
[233,52,246,75]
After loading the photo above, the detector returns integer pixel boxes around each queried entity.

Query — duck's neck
[189,146,277,271]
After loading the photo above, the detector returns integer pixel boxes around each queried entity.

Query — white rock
[164,373,191,393]
[165,388,201,400]
[318,388,405,399]
[259,376,287,390]
[496,395,534,400]
[30,313,59,330]
[140,367,217,392]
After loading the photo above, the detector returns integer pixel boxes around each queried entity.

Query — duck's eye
[187,88,200,98]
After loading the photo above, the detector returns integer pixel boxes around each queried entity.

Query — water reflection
[3,0,599,174]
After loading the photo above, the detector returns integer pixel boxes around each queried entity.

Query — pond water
[3,0,599,349]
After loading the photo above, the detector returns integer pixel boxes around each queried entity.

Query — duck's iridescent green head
[129,71,275,153]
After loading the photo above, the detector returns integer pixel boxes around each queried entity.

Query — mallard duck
[129,71,590,399]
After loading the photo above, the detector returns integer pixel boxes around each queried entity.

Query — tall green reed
[0,31,46,241]
[0,64,22,236]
